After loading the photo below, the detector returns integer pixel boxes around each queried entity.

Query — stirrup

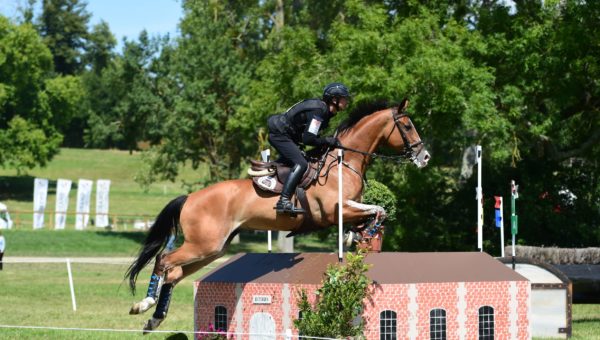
[274,199,305,214]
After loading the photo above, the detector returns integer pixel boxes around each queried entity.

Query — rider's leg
[276,163,307,213]
[268,133,308,214]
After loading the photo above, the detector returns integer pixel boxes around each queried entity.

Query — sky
[0,0,183,50]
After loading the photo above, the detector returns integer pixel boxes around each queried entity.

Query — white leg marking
[345,200,387,220]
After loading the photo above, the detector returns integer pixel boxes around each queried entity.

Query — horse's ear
[399,98,410,112]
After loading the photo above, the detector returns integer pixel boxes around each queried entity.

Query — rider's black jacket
[268,99,333,147]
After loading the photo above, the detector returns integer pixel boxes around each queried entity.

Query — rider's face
[338,97,349,110]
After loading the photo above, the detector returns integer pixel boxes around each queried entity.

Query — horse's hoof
[344,231,356,247]
[142,317,164,334]
[130,297,156,315]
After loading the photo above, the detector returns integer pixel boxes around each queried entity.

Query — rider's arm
[301,111,334,147]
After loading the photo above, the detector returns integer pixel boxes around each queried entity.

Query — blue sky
[0,0,183,50]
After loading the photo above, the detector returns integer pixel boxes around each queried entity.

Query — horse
[126,98,430,332]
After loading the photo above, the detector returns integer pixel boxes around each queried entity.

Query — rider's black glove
[325,137,341,148]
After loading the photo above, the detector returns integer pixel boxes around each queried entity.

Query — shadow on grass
[574,317,600,324]
[92,228,336,254]
[94,230,147,244]
[0,175,36,202]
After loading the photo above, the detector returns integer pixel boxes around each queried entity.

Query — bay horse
[126,99,430,332]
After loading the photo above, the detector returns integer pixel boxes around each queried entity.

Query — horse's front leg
[340,200,387,247]
[342,199,387,225]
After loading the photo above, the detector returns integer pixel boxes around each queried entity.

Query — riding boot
[275,164,305,214]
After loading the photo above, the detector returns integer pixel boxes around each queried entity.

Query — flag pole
[511,180,519,270]
[261,149,272,253]
[476,146,483,252]
[338,149,344,263]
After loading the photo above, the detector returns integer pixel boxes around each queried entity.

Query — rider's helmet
[323,82,350,103]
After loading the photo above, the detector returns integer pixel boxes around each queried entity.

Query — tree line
[1,0,598,252]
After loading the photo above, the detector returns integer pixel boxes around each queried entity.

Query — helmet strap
[331,97,340,112]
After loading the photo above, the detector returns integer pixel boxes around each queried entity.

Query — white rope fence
[0,322,467,337]
[0,324,339,339]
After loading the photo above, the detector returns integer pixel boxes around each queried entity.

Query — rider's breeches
[268,132,308,173]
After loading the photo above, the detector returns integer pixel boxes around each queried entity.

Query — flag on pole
[494,196,502,228]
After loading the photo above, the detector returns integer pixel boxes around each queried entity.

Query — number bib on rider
[307,118,322,135]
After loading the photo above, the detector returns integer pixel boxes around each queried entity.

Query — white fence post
[66,259,77,311]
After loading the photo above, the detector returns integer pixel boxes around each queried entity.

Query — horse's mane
[336,99,395,135]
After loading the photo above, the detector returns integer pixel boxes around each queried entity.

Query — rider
[267,82,351,214]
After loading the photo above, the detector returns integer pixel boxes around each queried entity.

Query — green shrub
[294,250,371,338]
[363,179,398,221]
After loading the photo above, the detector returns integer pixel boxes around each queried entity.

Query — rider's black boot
[275,164,305,214]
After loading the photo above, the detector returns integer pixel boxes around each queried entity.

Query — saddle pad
[251,165,318,194]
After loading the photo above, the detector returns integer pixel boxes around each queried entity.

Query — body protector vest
[268,99,330,145]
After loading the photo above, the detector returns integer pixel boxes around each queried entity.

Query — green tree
[38,0,91,75]
[0,16,80,171]
[136,1,257,188]
[84,20,116,74]
[84,31,168,152]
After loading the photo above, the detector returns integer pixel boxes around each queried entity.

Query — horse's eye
[404,124,413,130]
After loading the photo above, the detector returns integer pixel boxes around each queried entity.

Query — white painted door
[249,312,276,340]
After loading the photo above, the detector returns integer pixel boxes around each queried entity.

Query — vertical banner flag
[95,179,111,227]
[75,179,93,230]
[33,178,49,229]
[54,179,72,229]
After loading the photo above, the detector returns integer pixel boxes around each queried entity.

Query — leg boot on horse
[143,282,173,333]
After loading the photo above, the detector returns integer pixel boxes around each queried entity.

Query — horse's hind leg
[129,254,167,315]
[143,243,225,333]
[130,236,179,315]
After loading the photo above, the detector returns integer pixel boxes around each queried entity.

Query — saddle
[248,160,318,194]
[248,159,322,236]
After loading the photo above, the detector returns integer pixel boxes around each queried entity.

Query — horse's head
[386,99,430,168]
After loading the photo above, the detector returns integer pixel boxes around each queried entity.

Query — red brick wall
[195,280,530,340]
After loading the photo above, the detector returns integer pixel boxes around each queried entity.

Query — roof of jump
[198,252,528,284]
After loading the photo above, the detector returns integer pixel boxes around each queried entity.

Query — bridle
[335,107,426,164]
[315,106,427,184]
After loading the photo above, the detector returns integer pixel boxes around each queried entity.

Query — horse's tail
[125,195,188,294]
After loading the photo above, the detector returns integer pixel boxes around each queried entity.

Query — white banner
[33,178,49,229]
[75,179,93,230]
[54,179,72,229]
[95,179,111,227]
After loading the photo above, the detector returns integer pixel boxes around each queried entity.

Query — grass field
[0,229,338,339]
[0,148,206,228]
[0,228,599,339]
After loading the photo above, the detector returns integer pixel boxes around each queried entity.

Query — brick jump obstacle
[192,150,547,340]
[194,252,531,340]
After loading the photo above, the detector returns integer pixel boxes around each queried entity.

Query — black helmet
[323,82,350,101]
